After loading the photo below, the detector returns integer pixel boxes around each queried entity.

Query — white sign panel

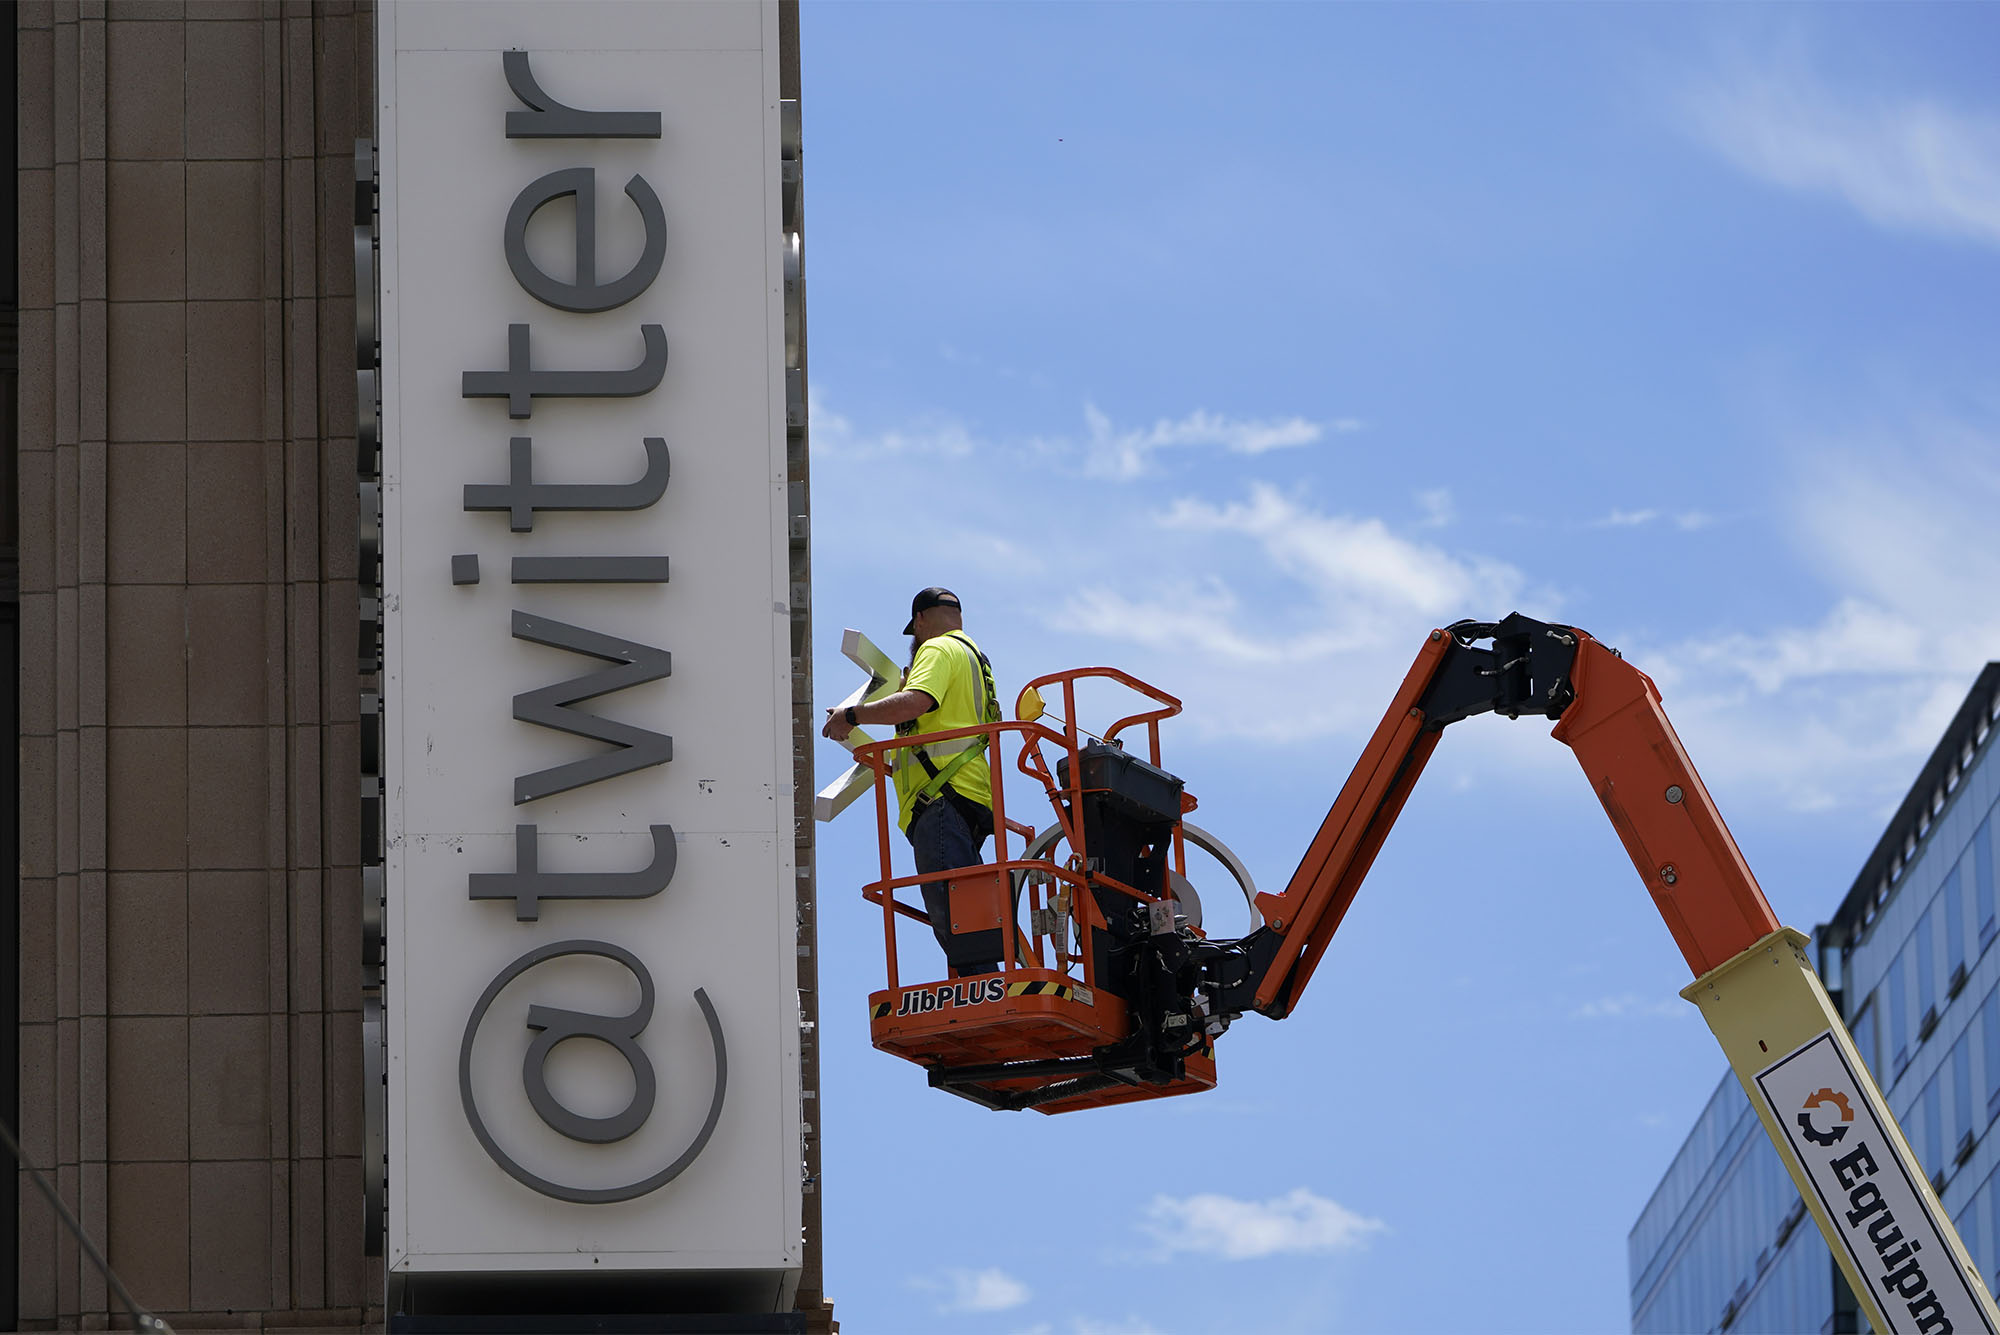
[377,1,799,1279]
[1756,1032,1996,1334]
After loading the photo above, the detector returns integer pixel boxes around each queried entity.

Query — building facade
[1631,667,2000,1334]
[10,3,827,1329]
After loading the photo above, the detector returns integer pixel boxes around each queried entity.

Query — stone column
[16,2,377,1326]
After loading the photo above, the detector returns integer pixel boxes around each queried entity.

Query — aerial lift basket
[849,667,1254,1114]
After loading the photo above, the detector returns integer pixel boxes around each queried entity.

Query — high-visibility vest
[893,630,1000,832]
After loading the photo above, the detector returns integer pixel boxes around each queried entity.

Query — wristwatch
[844,705,858,727]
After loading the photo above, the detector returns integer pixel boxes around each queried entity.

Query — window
[1891,953,1911,1078]
[1851,998,1878,1078]
[1955,1032,1975,1161]
[1986,987,2000,1123]
[1948,864,1968,992]
[1980,811,1997,950]
[1918,905,1938,1036]
[1921,1075,1944,1184]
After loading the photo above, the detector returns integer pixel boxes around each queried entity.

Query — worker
[822,586,1002,975]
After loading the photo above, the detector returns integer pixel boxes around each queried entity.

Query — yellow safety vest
[892,630,999,832]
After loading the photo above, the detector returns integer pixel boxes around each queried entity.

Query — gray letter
[465,436,670,532]
[523,969,657,1144]
[505,168,666,313]
[462,324,668,420]
[1880,1250,1930,1300]
[1833,1144,1879,1188]
[1869,1217,1906,1255]
[512,610,673,803]
[458,940,726,1205]
[512,556,670,584]
[1907,1290,1954,1335]
[469,823,677,921]
[503,50,661,139]
[1845,1183,1886,1226]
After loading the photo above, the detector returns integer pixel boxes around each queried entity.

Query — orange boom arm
[1182,615,2000,1335]
[1199,615,1782,1023]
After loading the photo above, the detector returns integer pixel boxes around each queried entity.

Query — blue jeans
[908,791,997,975]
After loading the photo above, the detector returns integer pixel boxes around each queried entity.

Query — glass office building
[1631,666,2000,1334]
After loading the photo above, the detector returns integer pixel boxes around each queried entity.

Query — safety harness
[900,630,1001,819]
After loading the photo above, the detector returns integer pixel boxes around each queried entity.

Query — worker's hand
[822,707,854,743]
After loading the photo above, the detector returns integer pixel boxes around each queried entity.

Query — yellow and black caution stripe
[874,978,1076,1018]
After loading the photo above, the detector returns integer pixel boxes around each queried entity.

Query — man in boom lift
[823,587,1003,974]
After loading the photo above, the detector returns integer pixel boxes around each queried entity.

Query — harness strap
[905,632,1000,813]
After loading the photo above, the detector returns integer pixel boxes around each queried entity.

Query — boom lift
[826,614,2000,1334]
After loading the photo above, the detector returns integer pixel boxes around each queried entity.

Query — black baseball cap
[903,586,961,635]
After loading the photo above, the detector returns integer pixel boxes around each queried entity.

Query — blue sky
[798,4,2000,1331]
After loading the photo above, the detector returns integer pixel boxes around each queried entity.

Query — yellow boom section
[1688,929,2000,1335]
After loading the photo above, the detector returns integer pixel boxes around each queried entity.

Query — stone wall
[16,2,378,1325]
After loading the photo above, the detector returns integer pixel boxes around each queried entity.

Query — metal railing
[848,667,1191,994]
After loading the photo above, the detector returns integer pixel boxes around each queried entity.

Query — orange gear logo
[1798,1087,1854,1146]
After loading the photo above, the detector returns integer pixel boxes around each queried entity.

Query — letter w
[511,610,671,803]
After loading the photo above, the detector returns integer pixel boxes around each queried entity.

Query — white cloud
[1032,415,1993,815]
[1677,598,1930,696]
[1787,435,2000,645]
[809,388,979,459]
[811,390,1354,483]
[1046,485,1544,743]
[1055,581,1345,669]
[1591,507,1660,528]
[1687,65,2000,246]
[1141,1187,1386,1262]
[1601,424,2000,815]
[1617,662,1970,818]
[912,1266,1032,1314]
[1701,437,2000,683]
[938,342,1043,385]
[1083,404,1342,479]
[1415,488,1455,528]
[952,531,1049,578]
[1585,508,1716,531]
[1009,1318,1164,1335]
[811,388,1998,820]
[1160,483,1526,621]
[1573,993,1690,1020]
